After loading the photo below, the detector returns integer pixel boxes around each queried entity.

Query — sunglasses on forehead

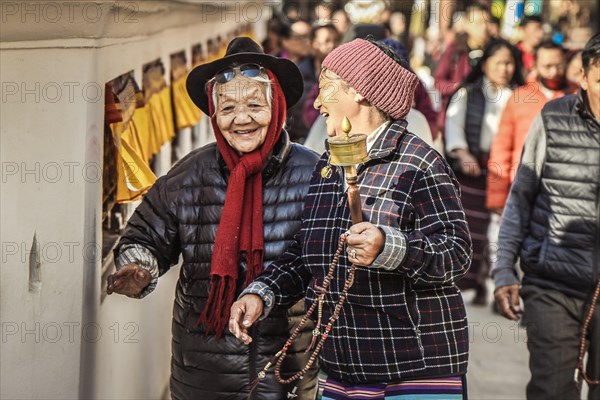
[214,63,264,84]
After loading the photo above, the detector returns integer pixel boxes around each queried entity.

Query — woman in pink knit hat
[232,38,472,400]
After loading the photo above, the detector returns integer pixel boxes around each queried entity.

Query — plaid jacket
[252,120,472,384]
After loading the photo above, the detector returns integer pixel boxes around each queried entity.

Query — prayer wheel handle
[346,174,363,224]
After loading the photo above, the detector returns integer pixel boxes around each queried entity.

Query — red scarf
[196,70,286,339]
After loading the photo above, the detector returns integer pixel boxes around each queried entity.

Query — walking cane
[250,117,369,398]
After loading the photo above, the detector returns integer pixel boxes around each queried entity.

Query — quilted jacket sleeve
[251,229,313,308]
[114,175,181,276]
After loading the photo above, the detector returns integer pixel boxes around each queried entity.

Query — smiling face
[215,75,272,154]
[313,69,361,137]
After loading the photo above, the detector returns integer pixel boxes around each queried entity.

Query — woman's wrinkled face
[215,75,271,155]
[313,69,359,137]
[483,46,516,87]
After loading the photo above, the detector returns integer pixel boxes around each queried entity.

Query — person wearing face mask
[487,41,570,216]
[445,39,525,305]
[106,37,319,399]
[231,38,472,399]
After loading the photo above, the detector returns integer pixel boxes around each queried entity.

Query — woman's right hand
[106,263,151,297]
[229,295,264,345]
[454,149,482,177]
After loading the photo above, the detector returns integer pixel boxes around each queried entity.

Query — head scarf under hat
[195,70,286,339]
[322,39,419,120]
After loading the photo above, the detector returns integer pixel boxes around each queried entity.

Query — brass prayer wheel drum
[328,117,369,167]
[328,135,368,166]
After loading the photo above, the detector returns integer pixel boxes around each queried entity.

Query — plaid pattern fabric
[254,120,472,384]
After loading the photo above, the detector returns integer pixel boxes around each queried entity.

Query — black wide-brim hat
[186,37,304,115]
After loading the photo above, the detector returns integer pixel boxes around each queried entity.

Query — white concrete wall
[1,1,270,398]
[1,46,94,400]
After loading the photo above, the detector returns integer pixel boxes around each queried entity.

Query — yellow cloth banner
[110,119,157,203]
[159,86,176,143]
[145,87,175,155]
[172,75,202,130]
[128,104,153,163]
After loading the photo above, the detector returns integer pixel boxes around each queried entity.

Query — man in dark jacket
[493,33,600,400]
[106,38,319,399]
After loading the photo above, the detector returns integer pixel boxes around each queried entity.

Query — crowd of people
[106,2,599,399]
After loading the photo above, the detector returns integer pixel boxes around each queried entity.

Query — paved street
[464,287,530,400]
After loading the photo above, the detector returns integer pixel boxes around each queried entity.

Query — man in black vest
[493,33,600,400]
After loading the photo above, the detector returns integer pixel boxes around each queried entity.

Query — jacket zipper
[248,325,257,400]
[595,147,600,282]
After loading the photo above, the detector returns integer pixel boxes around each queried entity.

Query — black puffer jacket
[522,92,600,298]
[115,132,320,399]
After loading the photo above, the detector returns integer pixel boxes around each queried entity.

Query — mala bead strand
[275,262,358,384]
[307,284,325,353]
[250,232,357,396]
[575,279,600,391]
[273,233,358,385]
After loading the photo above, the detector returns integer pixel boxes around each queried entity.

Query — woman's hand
[453,148,482,177]
[229,294,264,345]
[106,263,151,297]
[345,222,385,266]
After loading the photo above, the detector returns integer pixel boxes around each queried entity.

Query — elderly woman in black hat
[106,37,319,399]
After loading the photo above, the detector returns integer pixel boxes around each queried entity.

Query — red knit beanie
[322,39,419,120]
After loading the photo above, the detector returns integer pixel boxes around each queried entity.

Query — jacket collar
[263,129,292,179]
[215,129,292,179]
[367,119,408,160]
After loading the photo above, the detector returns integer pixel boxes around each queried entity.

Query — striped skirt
[316,371,466,400]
